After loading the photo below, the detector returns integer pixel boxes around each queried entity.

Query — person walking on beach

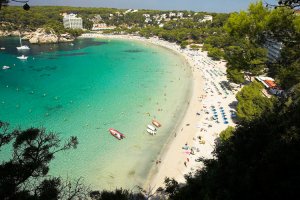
[184,161,187,167]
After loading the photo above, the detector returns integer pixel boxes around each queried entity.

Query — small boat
[147,124,156,131]
[16,36,30,50]
[147,128,156,135]
[17,55,28,60]
[109,128,125,140]
[0,47,5,50]
[2,66,10,70]
[152,119,161,128]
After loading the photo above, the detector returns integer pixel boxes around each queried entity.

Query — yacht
[147,128,156,135]
[17,55,28,60]
[147,124,156,131]
[2,66,10,70]
[16,37,30,50]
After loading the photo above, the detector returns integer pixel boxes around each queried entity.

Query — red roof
[264,80,276,88]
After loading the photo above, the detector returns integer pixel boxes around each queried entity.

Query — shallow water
[0,37,192,190]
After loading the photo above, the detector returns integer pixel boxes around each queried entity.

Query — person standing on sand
[184,161,187,167]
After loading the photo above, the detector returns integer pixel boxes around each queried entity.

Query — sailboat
[16,36,30,50]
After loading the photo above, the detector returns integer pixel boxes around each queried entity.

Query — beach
[80,33,238,190]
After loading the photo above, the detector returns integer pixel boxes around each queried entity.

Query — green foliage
[0,125,79,199]
[265,7,296,43]
[207,47,224,60]
[236,81,274,123]
[227,68,245,84]
[67,28,84,37]
[89,188,145,200]
[165,92,300,200]
[189,44,201,50]
[180,40,189,49]
[219,126,235,142]
[225,1,269,43]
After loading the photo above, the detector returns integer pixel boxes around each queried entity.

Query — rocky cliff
[0,28,75,44]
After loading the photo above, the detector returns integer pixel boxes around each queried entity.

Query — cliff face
[0,28,75,44]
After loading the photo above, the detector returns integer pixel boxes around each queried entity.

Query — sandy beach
[80,33,239,191]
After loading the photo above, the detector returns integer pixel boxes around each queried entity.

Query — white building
[143,14,150,18]
[169,12,176,17]
[124,9,138,14]
[264,38,284,63]
[200,15,213,23]
[177,12,184,18]
[92,23,115,31]
[161,14,167,19]
[145,18,152,23]
[63,13,83,29]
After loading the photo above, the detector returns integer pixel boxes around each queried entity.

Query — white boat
[16,37,30,50]
[147,124,156,131]
[2,66,10,70]
[147,128,156,135]
[0,47,5,50]
[17,55,28,60]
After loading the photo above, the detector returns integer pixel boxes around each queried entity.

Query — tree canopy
[0,124,85,199]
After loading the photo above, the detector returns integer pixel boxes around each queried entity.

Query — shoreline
[80,33,238,191]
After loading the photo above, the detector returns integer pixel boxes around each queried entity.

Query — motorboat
[16,37,30,50]
[109,128,125,140]
[147,128,156,135]
[147,124,156,131]
[152,119,161,128]
[0,47,5,50]
[17,55,28,60]
[2,66,10,70]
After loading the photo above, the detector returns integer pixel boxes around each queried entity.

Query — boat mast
[19,31,23,46]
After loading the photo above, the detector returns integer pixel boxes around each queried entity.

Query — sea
[0,37,192,190]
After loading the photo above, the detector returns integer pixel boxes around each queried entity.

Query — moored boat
[147,124,156,131]
[17,55,28,60]
[147,128,156,135]
[2,66,10,70]
[152,119,161,128]
[109,128,125,140]
[16,36,30,50]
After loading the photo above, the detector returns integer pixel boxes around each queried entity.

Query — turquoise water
[0,37,192,190]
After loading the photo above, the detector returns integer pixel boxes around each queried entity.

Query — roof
[264,80,276,88]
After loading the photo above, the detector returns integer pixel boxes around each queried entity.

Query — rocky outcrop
[25,28,74,44]
[0,28,75,44]
[0,30,20,37]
